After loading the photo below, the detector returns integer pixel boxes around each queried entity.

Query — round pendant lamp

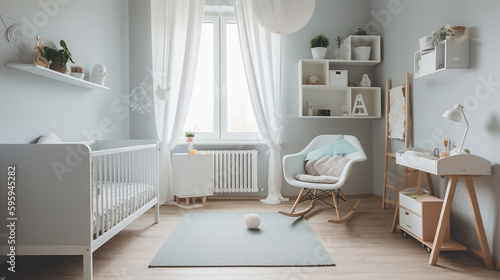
[252,0,316,34]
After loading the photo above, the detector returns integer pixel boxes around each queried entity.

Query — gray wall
[371,0,500,263]
[0,0,129,143]
[280,0,375,196]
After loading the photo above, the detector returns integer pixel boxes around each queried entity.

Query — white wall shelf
[6,63,109,90]
[301,58,380,67]
[298,36,381,118]
[414,39,469,78]
[341,35,381,62]
[298,58,381,118]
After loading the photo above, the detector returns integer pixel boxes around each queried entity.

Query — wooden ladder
[382,73,412,209]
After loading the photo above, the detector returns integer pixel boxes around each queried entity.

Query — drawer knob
[405,211,409,215]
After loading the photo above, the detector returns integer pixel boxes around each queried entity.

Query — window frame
[184,14,262,142]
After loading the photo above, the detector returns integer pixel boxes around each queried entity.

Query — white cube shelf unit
[299,59,381,118]
[414,39,469,78]
[340,35,381,64]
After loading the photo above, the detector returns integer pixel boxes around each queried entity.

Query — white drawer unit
[399,208,423,238]
[172,153,214,206]
[398,189,446,242]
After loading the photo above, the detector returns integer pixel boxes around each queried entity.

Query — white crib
[0,140,159,280]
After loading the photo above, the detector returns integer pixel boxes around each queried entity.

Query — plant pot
[353,46,371,60]
[49,62,67,74]
[311,47,327,60]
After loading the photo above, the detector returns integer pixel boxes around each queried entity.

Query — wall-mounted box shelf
[340,35,381,63]
[6,63,109,90]
[298,59,381,118]
[414,39,469,78]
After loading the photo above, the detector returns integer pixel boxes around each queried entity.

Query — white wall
[371,0,500,263]
[0,0,129,143]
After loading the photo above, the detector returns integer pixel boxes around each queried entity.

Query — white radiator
[200,150,259,193]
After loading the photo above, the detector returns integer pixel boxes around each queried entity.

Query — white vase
[311,47,327,59]
[333,48,341,60]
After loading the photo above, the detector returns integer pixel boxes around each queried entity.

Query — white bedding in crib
[92,182,155,235]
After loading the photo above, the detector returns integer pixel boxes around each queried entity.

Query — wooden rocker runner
[279,135,367,223]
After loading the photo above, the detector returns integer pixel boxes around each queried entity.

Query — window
[183,14,260,141]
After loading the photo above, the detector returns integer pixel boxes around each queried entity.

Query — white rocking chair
[279,135,367,223]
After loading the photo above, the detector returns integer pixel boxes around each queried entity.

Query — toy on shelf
[33,36,49,68]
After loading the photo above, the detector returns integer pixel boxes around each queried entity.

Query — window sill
[178,139,267,146]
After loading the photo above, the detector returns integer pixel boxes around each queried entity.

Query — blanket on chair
[295,155,349,183]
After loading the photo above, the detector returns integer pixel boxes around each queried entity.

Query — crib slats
[90,144,158,240]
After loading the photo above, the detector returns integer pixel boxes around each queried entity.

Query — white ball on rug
[245,213,260,229]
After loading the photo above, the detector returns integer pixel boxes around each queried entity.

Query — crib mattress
[93,181,155,235]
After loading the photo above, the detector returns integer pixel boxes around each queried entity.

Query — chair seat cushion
[295,154,349,184]
[295,174,340,183]
[305,134,358,161]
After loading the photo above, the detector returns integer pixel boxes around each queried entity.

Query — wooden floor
[1,196,499,279]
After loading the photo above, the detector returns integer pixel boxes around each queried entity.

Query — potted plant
[184,131,195,154]
[310,33,329,59]
[185,131,195,140]
[430,26,448,47]
[334,36,343,60]
[354,27,367,35]
[41,40,75,74]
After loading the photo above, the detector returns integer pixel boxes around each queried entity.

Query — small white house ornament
[91,64,107,86]
[360,74,371,87]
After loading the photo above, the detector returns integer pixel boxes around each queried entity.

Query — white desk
[172,153,214,206]
[392,150,493,269]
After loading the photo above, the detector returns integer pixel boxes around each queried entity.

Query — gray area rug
[150,212,334,267]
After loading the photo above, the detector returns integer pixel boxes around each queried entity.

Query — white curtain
[234,0,288,204]
[150,0,204,204]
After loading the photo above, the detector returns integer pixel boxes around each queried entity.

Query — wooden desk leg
[425,172,435,196]
[464,176,493,269]
[429,176,458,265]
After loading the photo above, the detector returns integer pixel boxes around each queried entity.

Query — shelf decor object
[351,93,368,116]
[310,34,329,60]
[5,63,109,90]
[252,0,315,35]
[442,104,468,154]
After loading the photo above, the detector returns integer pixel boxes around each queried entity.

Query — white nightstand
[172,153,214,206]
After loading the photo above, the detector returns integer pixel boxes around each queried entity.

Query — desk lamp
[442,104,469,154]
